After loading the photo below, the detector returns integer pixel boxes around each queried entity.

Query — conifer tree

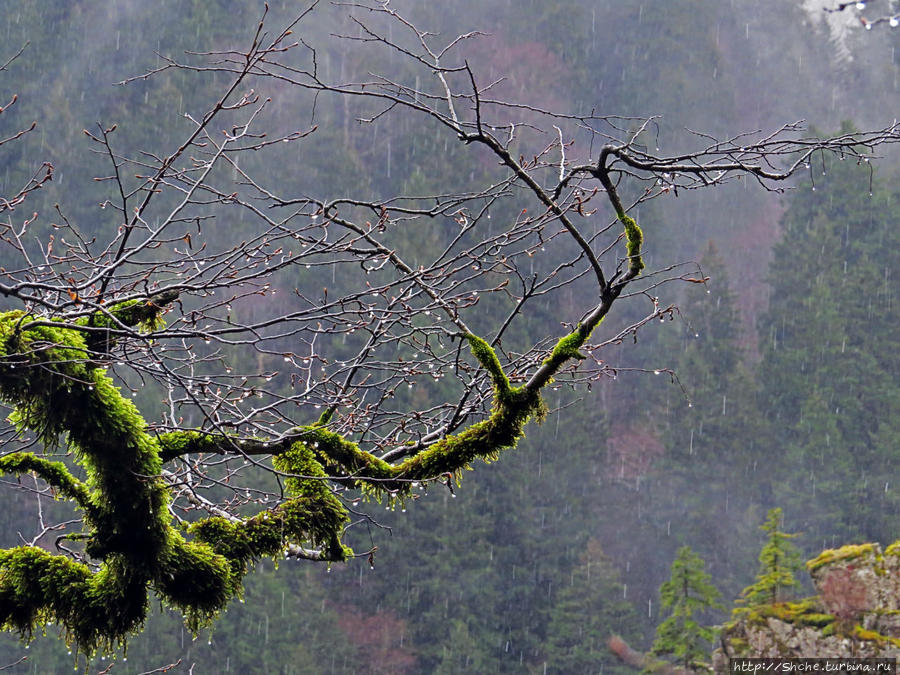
[650,545,723,671]
[757,137,900,543]
[739,508,802,606]
[545,539,642,675]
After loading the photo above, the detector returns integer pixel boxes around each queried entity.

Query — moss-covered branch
[0,305,352,655]
[593,151,644,279]
[158,333,549,497]
[463,333,511,397]
[77,290,179,355]
[161,320,611,496]
[0,310,170,651]
[0,452,93,513]
[156,429,277,462]
[0,300,606,655]
[619,212,644,276]
[90,289,180,331]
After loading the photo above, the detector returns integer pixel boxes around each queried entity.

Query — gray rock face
[713,542,900,670]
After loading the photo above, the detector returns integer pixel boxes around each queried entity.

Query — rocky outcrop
[713,542,900,669]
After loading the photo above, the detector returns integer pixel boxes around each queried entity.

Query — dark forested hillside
[0,2,898,673]
[758,143,900,546]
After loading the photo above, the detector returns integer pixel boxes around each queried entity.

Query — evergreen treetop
[651,545,723,671]
[739,508,803,606]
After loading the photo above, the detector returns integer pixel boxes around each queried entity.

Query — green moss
[81,299,165,333]
[154,539,233,625]
[884,541,900,558]
[76,293,172,355]
[290,425,395,484]
[853,625,900,647]
[0,546,147,655]
[0,315,564,656]
[0,453,92,510]
[733,598,834,630]
[464,333,511,397]
[542,321,600,370]
[315,407,334,426]
[544,327,587,364]
[806,543,876,572]
[279,334,546,498]
[620,213,644,275]
[728,637,749,654]
[156,430,229,459]
[796,612,835,628]
[279,383,543,500]
[393,388,545,483]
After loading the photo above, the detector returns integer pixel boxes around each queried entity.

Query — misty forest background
[0,1,898,673]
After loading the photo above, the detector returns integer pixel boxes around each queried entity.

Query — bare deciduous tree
[0,2,897,656]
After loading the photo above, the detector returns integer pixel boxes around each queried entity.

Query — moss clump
[0,547,148,654]
[853,625,900,647]
[101,299,168,332]
[734,598,834,628]
[272,440,351,556]
[728,637,750,654]
[542,321,600,372]
[465,333,511,397]
[153,539,234,628]
[156,430,233,460]
[77,292,175,354]
[883,541,900,558]
[620,213,644,275]
[806,543,877,572]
